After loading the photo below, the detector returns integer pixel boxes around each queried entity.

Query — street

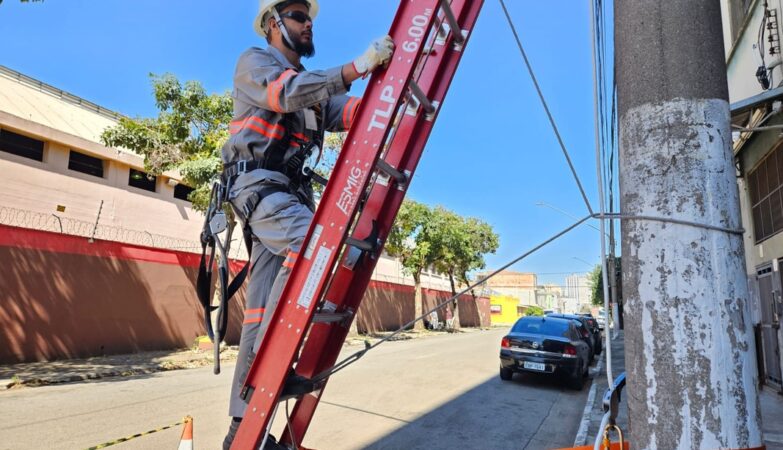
[0,329,590,449]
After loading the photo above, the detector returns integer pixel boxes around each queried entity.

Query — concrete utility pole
[616,1,763,448]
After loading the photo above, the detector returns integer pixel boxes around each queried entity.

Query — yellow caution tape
[84,417,187,449]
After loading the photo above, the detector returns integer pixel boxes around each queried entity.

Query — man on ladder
[219,1,394,448]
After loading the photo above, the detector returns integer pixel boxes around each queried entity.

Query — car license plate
[523,362,545,371]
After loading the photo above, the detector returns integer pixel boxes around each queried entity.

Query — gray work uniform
[221,45,361,418]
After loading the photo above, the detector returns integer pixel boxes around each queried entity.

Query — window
[511,317,570,337]
[748,142,783,243]
[729,0,753,43]
[490,305,502,314]
[0,128,44,161]
[68,150,104,178]
[128,168,156,192]
[174,183,195,201]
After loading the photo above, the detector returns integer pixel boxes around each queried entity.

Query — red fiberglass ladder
[232,0,484,448]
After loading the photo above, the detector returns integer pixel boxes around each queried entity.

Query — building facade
[722,0,783,391]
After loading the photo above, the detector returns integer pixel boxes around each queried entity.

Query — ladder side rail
[281,1,485,445]
[231,2,444,448]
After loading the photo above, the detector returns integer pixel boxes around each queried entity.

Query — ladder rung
[376,159,408,185]
[439,0,465,44]
[409,81,435,114]
[345,236,375,252]
[312,312,353,324]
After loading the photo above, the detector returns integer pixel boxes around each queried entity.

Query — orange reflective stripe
[291,132,309,149]
[243,316,264,325]
[348,97,361,128]
[243,122,284,140]
[268,69,297,113]
[245,307,265,315]
[229,117,285,139]
[282,251,298,268]
[342,97,360,129]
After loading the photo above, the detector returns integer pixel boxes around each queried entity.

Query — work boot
[222,417,291,450]
[222,417,242,450]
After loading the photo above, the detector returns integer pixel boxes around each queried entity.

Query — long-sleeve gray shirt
[222,46,361,178]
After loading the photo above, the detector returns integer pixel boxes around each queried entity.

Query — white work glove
[353,35,395,77]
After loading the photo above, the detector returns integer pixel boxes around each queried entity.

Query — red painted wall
[0,225,490,363]
[0,225,247,363]
[356,282,491,333]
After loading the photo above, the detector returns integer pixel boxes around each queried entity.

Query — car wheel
[569,363,585,390]
[500,367,513,381]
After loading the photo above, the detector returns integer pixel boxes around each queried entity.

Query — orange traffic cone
[178,416,193,450]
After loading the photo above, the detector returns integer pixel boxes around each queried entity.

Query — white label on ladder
[304,224,323,260]
[298,245,332,309]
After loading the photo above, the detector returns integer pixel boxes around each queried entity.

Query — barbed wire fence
[0,205,250,260]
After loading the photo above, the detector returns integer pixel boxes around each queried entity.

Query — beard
[284,31,315,58]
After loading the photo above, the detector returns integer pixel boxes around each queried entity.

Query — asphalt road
[0,328,590,450]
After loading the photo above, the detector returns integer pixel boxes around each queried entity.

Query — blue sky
[0,0,614,286]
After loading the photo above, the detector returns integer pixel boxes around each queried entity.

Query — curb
[3,366,168,390]
[573,356,604,447]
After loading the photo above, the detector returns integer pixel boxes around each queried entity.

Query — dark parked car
[580,315,602,354]
[550,313,602,357]
[574,313,603,355]
[499,316,591,389]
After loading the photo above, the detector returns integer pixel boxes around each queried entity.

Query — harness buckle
[236,160,248,175]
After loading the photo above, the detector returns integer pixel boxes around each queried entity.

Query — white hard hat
[254,0,319,38]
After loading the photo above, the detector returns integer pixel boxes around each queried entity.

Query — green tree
[524,305,544,317]
[101,73,233,212]
[430,208,499,329]
[386,200,434,330]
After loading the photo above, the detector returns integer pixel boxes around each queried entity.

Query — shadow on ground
[355,371,587,450]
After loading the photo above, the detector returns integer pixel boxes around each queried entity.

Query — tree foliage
[429,208,499,294]
[386,199,434,281]
[101,73,233,211]
[386,200,499,329]
[525,305,544,317]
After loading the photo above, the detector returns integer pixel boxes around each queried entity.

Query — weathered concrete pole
[616,1,763,448]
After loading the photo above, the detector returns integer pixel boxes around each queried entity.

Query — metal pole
[616,1,763,447]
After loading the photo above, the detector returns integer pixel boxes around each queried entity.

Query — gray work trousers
[228,183,312,418]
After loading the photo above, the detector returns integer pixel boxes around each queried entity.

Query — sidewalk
[0,327,487,390]
[575,330,783,449]
[0,345,240,389]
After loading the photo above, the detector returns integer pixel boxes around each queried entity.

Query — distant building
[535,284,562,311]
[489,293,522,325]
[564,273,592,313]
[479,270,537,306]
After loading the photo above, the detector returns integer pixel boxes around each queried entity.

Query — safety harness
[196,106,326,374]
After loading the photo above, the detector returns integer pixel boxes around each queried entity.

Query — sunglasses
[280,11,312,24]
